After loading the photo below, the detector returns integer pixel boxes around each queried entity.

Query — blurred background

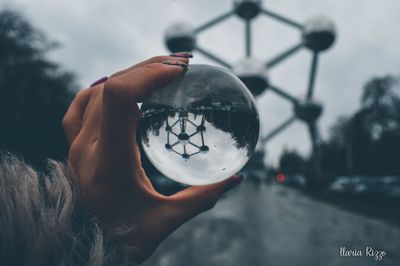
[0,0,399,265]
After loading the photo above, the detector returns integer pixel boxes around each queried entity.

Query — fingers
[98,62,188,172]
[62,87,93,144]
[170,175,244,220]
[103,61,188,104]
[110,54,191,78]
[65,54,189,146]
[82,55,189,90]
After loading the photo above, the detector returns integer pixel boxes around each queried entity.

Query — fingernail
[162,60,188,70]
[170,52,193,58]
[90,76,108,87]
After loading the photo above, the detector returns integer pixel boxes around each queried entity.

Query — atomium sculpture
[164,0,336,155]
[165,111,209,160]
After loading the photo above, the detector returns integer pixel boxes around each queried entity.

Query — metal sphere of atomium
[302,16,336,52]
[159,1,337,168]
[165,22,197,53]
[234,0,262,20]
[233,57,269,96]
[294,100,323,123]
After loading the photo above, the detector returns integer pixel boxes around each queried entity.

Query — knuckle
[103,78,126,101]
[76,87,88,97]
[149,55,169,63]
[69,141,81,157]
[142,62,162,71]
[142,63,166,81]
[62,115,71,130]
[74,87,93,102]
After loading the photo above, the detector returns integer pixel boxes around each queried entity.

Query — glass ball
[140,64,260,185]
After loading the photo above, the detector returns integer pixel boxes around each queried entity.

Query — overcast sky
[2,0,400,165]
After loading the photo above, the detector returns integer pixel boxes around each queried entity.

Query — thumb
[171,175,244,220]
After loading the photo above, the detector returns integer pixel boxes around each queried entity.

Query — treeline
[279,75,400,182]
[0,8,75,167]
[0,8,157,174]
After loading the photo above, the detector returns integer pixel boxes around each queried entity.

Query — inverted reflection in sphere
[140,65,260,185]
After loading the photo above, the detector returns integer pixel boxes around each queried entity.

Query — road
[144,182,400,266]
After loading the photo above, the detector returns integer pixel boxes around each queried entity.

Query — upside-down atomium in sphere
[140,65,260,185]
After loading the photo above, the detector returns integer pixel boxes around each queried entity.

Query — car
[353,178,385,195]
[286,174,307,188]
[383,176,400,198]
[330,176,358,193]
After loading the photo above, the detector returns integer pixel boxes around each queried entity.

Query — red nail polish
[90,76,108,87]
[162,60,188,70]
[170,52,193,58]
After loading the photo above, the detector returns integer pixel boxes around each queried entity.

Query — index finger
[98,62,188,174]
[62,87,94,144]
[110,55,190,78]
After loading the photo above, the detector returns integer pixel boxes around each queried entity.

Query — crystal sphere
[140,64,260,185]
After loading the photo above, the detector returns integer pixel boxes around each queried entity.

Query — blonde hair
[0,153,136,266]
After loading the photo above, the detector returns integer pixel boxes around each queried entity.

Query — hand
[62,55,243,263]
